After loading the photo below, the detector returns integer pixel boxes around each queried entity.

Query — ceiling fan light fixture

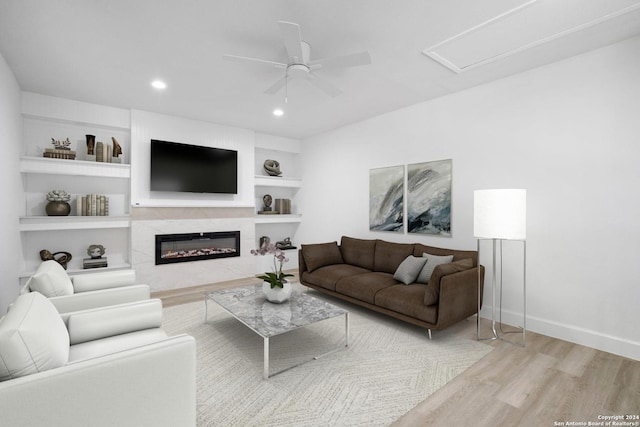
[273,108,284,117]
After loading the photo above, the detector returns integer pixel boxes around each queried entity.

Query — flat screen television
[150,139,238,194]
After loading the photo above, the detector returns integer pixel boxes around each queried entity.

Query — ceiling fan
[223,21,371,98]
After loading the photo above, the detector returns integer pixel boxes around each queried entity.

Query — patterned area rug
[162,291,492,427]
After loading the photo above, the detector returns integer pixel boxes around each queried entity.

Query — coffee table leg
[263,337,270,380]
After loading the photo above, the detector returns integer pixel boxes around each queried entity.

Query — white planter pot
[262,280,292,303]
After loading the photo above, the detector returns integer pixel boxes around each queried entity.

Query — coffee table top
[205,284,348,338]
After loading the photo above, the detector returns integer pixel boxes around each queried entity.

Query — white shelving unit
[19,94,132,280]
[254,136,302,272]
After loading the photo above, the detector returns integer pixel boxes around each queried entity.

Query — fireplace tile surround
[131,207,257,292]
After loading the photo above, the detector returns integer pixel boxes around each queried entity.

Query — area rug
[162,292,492,427]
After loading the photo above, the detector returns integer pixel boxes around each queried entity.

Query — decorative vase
[46,201,71,216]
[262,280,292,303]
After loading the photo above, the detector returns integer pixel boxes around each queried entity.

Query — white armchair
[20,260,150,314]
[0,292,196,427]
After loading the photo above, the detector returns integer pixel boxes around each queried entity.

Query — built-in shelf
[255,214,302,224]
[19,215,131,231]
[20,156,130,178]
[19,263,133,280]
[254,175,301,188]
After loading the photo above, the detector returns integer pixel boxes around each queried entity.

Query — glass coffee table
[205,284,349,379]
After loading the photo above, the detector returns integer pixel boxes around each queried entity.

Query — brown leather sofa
[298,236,484,337]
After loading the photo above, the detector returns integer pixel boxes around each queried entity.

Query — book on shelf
[274,198,292,214]
[76,194,110,216]
[83,257,108,269]
[94,142,113,163]
[43,148,76,160]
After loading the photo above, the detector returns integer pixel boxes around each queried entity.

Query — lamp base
[476,238,526,348]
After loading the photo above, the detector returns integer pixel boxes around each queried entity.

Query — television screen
[150,139,238,194]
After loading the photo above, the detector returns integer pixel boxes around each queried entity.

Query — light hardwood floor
[153,275,640,427]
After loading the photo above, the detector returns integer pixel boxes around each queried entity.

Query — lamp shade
[474,189,526,240]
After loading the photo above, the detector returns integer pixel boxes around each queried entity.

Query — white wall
[298,36,640,360]
[130,109,254,208]
[0,51,23,312]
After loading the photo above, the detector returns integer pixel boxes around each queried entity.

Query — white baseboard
[479,306,640,361]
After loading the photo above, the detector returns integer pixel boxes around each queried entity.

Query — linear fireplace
[155,231,240,265]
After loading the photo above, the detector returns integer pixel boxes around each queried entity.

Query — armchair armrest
[71,269,136,292]
[67,299,163,345]
[0,334,196,427]
[436,265,484,329]
[50,284,150,315]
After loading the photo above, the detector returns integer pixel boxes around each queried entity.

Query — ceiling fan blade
[264,76,287,94]
[307,73,341,97]
[222,54,286,69]
[278,21,305,63]
[309,51,371,70]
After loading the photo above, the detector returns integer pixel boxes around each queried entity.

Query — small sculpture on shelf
[39,249,72,270]
[259,194,278,214]
[51,138,71,150]
[84,244,108,269]
[111,137,123,163]
[45,190,71,216]
[275,237,296,250]
[85,134,96,161]
[263,159,282,176]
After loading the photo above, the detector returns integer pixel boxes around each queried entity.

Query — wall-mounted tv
[150,139,238,194]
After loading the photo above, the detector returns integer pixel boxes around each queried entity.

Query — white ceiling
[1,0,640,139]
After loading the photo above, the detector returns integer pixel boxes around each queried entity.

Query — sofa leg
[427,329,432,340]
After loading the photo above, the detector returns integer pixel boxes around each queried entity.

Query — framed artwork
[369,165,404,232]
[407,159,452,236]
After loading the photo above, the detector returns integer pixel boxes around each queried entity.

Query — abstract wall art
[407,159,452,236]
[369,165,404,232]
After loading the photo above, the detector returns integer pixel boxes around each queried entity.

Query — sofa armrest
[71,269,136,293]
[67,299,163,345]
[0,334,196,427]
[436,265,484,329]
[49,284,150,315]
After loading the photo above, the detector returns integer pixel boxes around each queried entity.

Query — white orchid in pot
[251,243,294,303]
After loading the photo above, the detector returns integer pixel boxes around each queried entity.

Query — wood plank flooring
[153,276,640,427]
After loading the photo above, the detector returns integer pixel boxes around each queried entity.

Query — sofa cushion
[424,258,474,306]
[302,264,370,291]
[27,260,74,297]
[340,236,376,270]
[374,240,415,274]
[416,253,454,284]
[301,241,344,273]
[393,255,428,285]
[335,272,399,304]
[375,284,438,324]
[0,292,70,382]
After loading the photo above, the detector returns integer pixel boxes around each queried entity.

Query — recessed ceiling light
[273,108,284,117]
[151,80,167,90]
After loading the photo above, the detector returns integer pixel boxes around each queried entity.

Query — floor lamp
[474,189,527,347]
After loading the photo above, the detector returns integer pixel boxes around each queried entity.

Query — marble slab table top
[205,283,349,379]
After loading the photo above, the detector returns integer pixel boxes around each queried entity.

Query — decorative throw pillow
[393,255,428,285]
[302,241,344,273]
[27,260,74,297]
[424,258,474,305]
[416,253,454,284]
[0,292,70,382]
